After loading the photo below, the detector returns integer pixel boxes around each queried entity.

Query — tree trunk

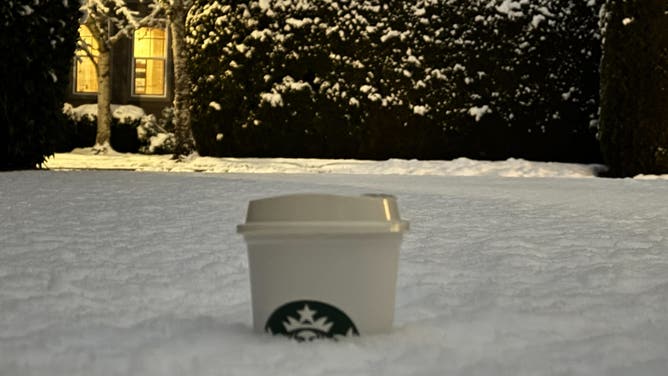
[96,44,113,151]
[599,0,668,177]
[170,1,195,158]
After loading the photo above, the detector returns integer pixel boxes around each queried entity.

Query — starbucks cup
[237,193,409,340]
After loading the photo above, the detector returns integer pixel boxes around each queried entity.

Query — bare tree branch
[75,39,99,71]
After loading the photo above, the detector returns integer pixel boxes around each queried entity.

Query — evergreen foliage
[185,0,603,161]
[0,0,80,170]
[599,0,668,177]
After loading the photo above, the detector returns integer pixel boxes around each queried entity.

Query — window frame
[130,25,169,98]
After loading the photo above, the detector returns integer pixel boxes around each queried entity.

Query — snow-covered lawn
[1,153,667,375]
[44,149,609,178]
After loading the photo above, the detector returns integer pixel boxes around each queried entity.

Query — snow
[146,133,172,154]
[258,0,271,11]
[43,152,608,178]
[2,155,668,375]
[468,105,492,122]
[64,103,146,124]
[19,5,35,16]
[531,14,546,28]
[260,92,284,107]
[380,29,401,43]
[495,0,524,19]
[413,105,429,116]
[286,17,312,29]
[112,104,145,122]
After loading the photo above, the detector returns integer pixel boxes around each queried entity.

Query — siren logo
[265,300,359,341]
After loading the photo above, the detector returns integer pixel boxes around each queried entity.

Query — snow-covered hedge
[1,0,80,169]
[187,0,602,161]
[58,104,175,154]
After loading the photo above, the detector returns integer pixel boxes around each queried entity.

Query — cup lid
[237,193,409,235]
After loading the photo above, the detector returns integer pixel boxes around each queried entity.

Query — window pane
[75,25,99,93]
[145,59,165,95]
[76,58,98,92]
[134,59,147,95]
[152,37,165,57]
[134,58,164,96]
[134,27,166,58]
[133,27,166,96]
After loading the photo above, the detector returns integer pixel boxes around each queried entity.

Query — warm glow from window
[133,27,166,96]
[75,25,99,93]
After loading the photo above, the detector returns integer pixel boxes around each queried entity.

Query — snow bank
[44,152,611,178]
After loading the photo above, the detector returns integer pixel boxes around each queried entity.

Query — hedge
[186,0,603,162]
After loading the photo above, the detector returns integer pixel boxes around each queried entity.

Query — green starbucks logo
[265,300,359,341]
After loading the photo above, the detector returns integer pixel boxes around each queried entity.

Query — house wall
[67,3,173,118]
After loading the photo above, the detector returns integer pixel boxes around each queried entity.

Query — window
[75,25,99,93]
[133,27,167,96]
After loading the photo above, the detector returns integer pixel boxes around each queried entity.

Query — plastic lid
[237,193,409,235]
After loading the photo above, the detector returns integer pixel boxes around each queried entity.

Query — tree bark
[95,43,113,150]
[170,1,196,158]
[599,0,668,176]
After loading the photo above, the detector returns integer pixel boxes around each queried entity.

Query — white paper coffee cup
[237,193,409,340]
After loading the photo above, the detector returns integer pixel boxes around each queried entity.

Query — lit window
[75,25,99,93]
[133,27,167,96]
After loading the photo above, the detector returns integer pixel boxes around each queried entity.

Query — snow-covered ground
[2,154,668,375]
[44,149,611,178]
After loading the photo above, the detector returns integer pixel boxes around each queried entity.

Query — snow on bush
[187,0,602,161]
[65,104,146,124]
[60,104,175,154]
[137,110,176,155]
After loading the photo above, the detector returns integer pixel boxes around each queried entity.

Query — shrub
[411,0,603,162]
[0,0,80,169]
[60,104,176,154]
[137,108,176,155]
[187,0,603,162]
